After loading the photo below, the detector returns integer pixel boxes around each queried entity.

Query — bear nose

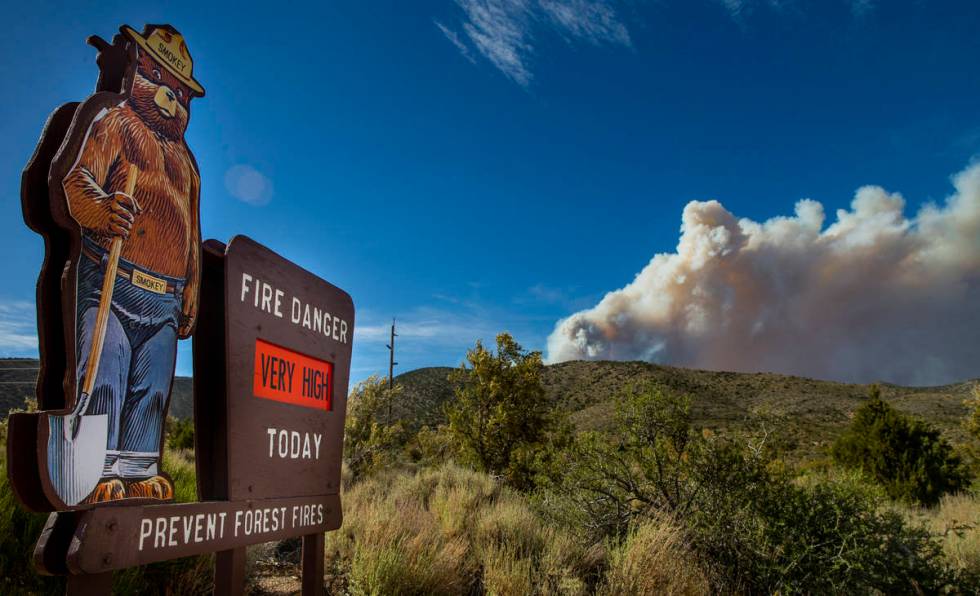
[165,89,175,102]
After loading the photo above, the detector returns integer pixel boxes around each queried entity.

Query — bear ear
[86,33,131,94]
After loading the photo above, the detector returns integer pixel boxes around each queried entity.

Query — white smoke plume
[546,162,980,385]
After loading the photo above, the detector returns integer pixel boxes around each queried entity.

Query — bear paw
[125,475,174,500]
[83,478,127,504]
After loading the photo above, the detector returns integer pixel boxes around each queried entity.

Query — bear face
[128,48,195,142]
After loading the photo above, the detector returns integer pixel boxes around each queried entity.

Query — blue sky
[1,1,978,382]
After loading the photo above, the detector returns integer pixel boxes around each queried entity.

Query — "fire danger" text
[240,272,349,344]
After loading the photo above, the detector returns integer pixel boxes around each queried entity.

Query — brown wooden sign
[8,24,355,596]
[190,237,354,595]
[221,236,353,501]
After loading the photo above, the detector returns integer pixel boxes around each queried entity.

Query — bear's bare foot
[83,479,126,504]
[125,475,174,500]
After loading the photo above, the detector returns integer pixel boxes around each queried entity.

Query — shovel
[46,164,139,506]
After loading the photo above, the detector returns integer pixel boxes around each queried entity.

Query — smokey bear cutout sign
[8,23,353,596]
[10,24,204,512]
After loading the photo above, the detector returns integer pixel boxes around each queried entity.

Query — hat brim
[122,25,205,95]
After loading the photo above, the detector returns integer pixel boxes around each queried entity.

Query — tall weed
[902,491,980,582]
[600,516,708,596]
[327,464,598,595]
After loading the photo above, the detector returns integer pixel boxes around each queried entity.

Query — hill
[0,359,39,417]
[4,357,976,462]
[0,358,193,419]
[395,360,978,462]
[387,366,456,431]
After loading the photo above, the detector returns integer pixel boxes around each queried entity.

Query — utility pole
[386,318,397,422]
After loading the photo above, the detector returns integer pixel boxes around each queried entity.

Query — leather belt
[81,244,180,295]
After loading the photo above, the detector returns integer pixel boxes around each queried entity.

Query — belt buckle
[131,269,168,294]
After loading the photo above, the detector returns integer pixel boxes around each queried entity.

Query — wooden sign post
[7,25,355,595]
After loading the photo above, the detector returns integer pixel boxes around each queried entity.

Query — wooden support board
[64,494,341,574]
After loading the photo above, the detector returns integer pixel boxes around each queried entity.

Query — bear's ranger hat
[121,24,205,96]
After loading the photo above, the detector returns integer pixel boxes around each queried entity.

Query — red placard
[253,339,333,411]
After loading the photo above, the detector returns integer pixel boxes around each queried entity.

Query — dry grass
[326,464,598,595]
[481,544,534,595]
[903,491,980,577]
[600,516,709,596]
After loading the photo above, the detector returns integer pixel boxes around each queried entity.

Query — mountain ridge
[3,357,975,462]
[392,360,977,462]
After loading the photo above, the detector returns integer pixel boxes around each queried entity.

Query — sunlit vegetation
[3,342,979,593]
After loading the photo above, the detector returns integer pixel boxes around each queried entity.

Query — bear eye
[152,69,161,80]
[176,89,183,99]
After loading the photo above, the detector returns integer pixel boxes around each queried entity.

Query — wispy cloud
[435,20,477,63]
[526,283,568,305]
[351,298,551,382]
[539,0,631,46]
[356,306,510,349]
[458,0,535,86]
[436,0,632,87]
[0,300,38,355]
[439,1,882,83]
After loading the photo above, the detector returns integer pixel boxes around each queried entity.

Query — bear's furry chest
[105,106,194,221]
[115,116,193,196]
[98,105,197,277]
[113,145,191,210]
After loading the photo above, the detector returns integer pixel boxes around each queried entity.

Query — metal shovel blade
[46,412,108,506]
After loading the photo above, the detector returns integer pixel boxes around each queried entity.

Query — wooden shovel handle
[80,164,139,397]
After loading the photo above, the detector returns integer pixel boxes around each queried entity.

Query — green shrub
[166,416,195,451]
[963,385,980,473]
[407,424,457,466]
[537,382,969,593]
[832,385,970,506]
[965,385,980,443]
[446,333,549,490]
[535,383,704,539]
[344,376,408,481]
[690,444,959,593]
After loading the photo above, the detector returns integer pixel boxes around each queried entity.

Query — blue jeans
[76,236,184,479]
